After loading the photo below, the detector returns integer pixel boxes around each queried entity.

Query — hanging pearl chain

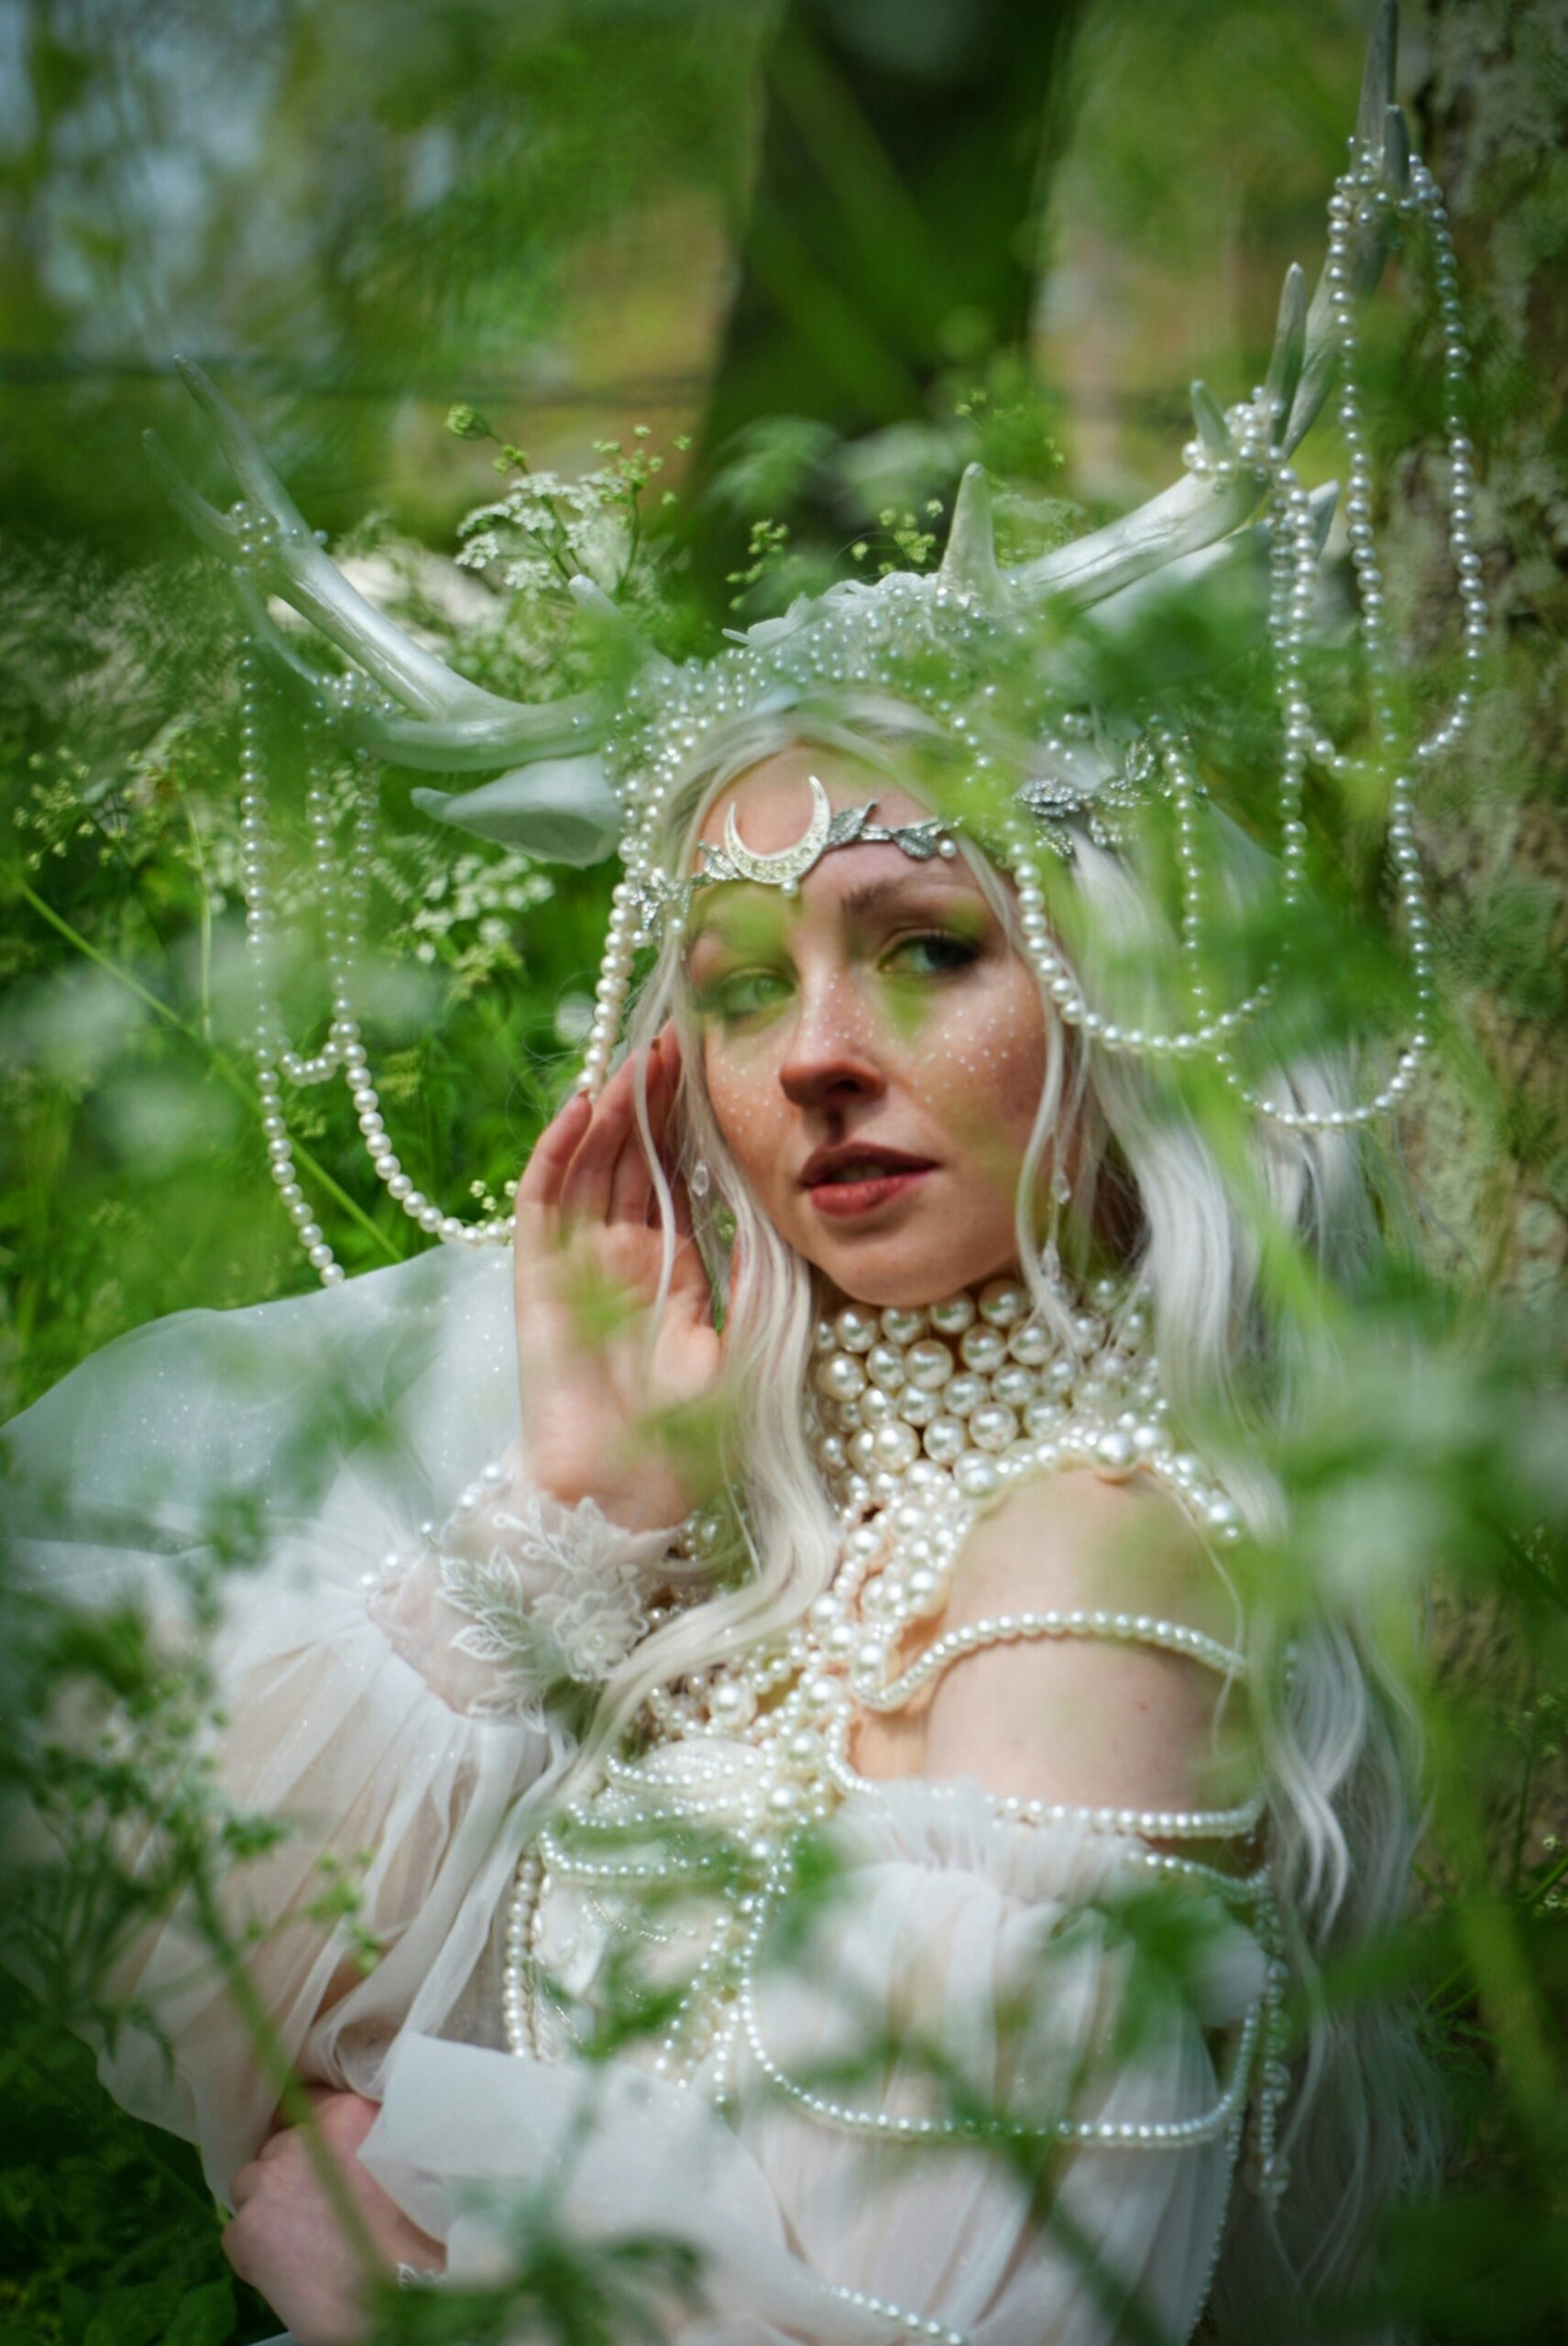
[576,871,641,1095]
[236,630,512,1281]
[586,143,1485,1146]
[232,142,1486,1178]
[1176,144,1483,1129]
[1019,140,1483,1131]
[239,645,345,1288]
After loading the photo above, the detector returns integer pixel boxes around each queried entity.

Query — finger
[557,1052,643,1225]
[609,1047,671,1226]
[652,1026,688,1150]
[515,1098,593,1307]
[668,1228,713,1318]
[642,1047,677,1227]
[230,2160,264,2209]
[725,1229,748,1330]
[221,2213,254,2285]
[516,1090,593,1226]
[650,1032,695,1226]
[313,2089,382,2157]
[651,1022,681,1099]
[260,2079,358,2152]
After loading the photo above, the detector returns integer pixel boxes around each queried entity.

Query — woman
[7,720,1436,2346]
[5,11,1464,2335]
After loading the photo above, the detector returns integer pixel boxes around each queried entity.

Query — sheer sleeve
[366,1461,674,1719]
[2,1244,677,2198]
[362,1782,1269,2346]
[727,1785,1266,2342]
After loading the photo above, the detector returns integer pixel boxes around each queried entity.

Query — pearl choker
[637,1272,1241,1749]
[803,1271,1238,1530]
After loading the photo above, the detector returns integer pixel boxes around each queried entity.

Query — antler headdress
[149,4,1486,1283]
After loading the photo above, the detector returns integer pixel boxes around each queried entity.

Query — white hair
[544,696,1440,2338]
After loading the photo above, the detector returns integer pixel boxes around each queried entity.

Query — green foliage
[707,367,1081,618]
[0,2012,263,2346]
[1,1,1565,2341]
[0,518,626,1407]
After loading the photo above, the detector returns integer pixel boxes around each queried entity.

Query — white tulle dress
[5,1244,1270,2346]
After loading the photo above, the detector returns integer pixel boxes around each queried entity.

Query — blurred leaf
[83,2283,181,2346]
[159,2278,236,2346]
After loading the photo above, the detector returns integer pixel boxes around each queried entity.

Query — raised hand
[513,1029,725,1531]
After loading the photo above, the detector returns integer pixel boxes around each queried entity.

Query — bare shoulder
[918,1467,1254,1819]
[944,1466,1237,1644]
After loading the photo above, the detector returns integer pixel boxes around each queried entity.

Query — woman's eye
[882,930,981,979]
[701,969,791,1024]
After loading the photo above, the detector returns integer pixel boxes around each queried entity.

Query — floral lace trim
[434,1492,652,1720]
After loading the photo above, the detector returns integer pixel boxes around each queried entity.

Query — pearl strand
[583,134,1487,1136]
[238,648,343,1288]
[861,1607,1247,1715]
[576,874,640,1096]
[499,1272,1287,2210]
[233,619,514,1263]
[1195,143,1483,1133]
[1244,1894,1295,2209]
[729,1850,1265,2152]
[819,2286,962,2346]
[820,1749,1266,1843]
[501,1846,544,2057]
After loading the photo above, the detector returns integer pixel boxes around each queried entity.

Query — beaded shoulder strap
[857,1605,1247,1718]
[845,1606,1257,1845]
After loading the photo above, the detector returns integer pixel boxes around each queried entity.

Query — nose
[778,974,887,1114]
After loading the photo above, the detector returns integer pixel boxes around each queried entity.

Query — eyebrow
[685,867,978,955]
[837,872,974,922]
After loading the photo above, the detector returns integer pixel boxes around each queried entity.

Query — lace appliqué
[435,1493,651,1720]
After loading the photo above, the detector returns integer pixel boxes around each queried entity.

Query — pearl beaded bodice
[495,1275,1292,2229]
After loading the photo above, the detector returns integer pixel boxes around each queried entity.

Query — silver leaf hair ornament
[148,3,1488,1285]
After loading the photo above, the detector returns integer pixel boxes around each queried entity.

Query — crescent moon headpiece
[663,776,960,920]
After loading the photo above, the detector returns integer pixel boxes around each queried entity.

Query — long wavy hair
[538,696,1439,2341]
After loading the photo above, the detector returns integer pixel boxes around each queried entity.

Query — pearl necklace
[503,1270,1266,2070]
[804,1272,1225,1513]
[634,1272,1243,1758]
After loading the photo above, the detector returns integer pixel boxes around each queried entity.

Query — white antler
[147,357,598,770]
[1000,0,1408,616]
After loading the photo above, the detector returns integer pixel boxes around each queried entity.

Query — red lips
[798,1143,937,1189]
[799,1144,937,1222]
